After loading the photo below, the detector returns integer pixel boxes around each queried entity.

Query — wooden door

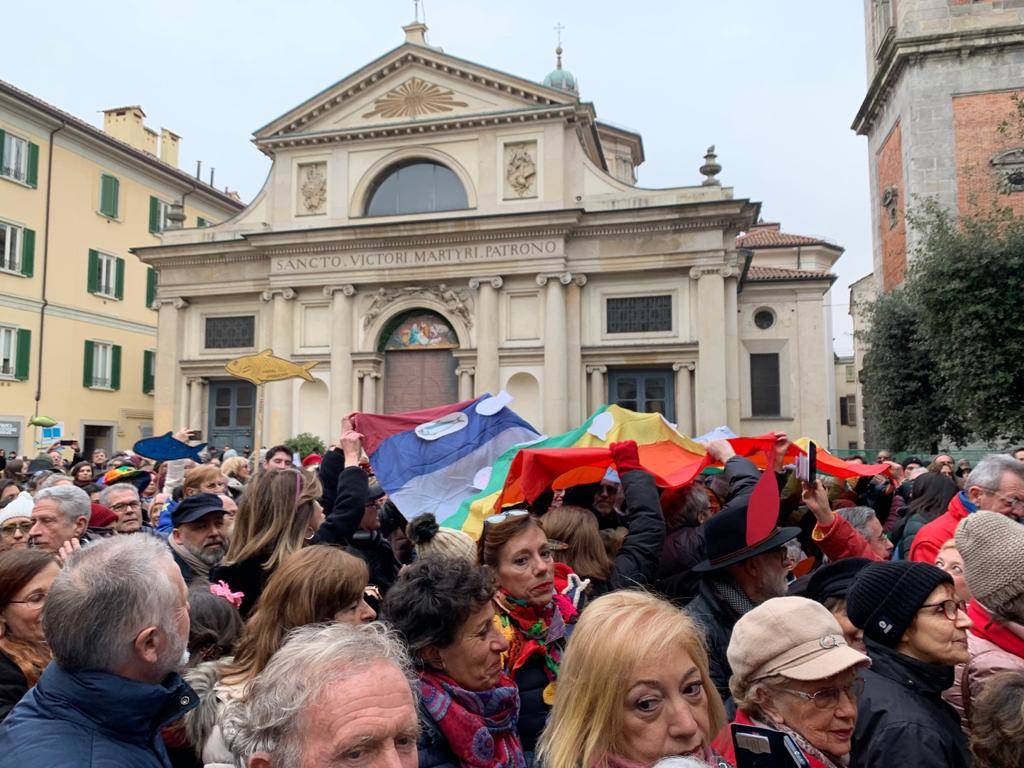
[383,349,458,413]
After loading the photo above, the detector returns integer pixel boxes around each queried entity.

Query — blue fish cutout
[133,432,207,462]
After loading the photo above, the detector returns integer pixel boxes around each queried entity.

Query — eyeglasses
[0,522,31,536]
[776,677,865,710]
[921,599,967,621]
[110,501,142,513]
[8,592,46,610]
[980,488,1024,511]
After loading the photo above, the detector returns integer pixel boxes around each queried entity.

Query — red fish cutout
[746,455,780,546]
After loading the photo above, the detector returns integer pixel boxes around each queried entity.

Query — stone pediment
[254,43,578,142]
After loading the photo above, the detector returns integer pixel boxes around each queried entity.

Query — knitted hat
[367,477,386,502]
[846,561,952,647]
[88,503,118,528]
[956,511,1024,618]
[0,492,34,525]
[406,512,477,563]
[301,454,323,469]
[806,558,871,604]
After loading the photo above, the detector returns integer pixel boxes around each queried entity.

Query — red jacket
[812,515,882,562]
[909,492,975,564]
[713,708,836,768]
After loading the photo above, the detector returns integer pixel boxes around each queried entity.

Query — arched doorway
[380,310,458,413]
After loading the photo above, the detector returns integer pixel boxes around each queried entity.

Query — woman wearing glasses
[0,549,59,721]
[846,560,972,767]
[0,492,34,553]
[716,596,871,768]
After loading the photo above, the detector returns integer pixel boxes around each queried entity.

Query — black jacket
[589,468,666,598]
[851,640,970,768]
[170,549,202,587]
[416,700,458,768]
[513,654,551,755]
[656,525,705,603]
[684,455,762,704]
[0,652,27,722]
[212,459,369,617]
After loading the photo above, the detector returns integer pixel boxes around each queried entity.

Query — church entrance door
[380,310,459,413]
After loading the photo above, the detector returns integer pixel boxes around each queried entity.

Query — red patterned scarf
[419,669,526,768]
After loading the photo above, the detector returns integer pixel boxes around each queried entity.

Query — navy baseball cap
[171,492,225,527]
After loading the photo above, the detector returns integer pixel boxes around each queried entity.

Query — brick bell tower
[853,0,1024,293]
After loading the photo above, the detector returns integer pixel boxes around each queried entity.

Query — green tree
[907,200,1024,444]
[284,432,326,459]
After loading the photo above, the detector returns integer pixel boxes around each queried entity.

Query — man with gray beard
[0,535,196,767]
[168,493,230,585]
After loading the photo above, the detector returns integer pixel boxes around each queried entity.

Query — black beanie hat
[846,561,953,647]
[807,558,871,604]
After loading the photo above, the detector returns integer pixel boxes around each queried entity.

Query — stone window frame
[991,148,1024,194]
[201,312,258,354]
[350,145,477,219]
[881,185,899,230]
[598,285,679,342]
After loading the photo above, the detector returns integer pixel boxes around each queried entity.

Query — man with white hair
[226,622,419,768]
[28,484,91,553]
[911,454,1024,563]
[98,483,145,534]
[0,535,195,767]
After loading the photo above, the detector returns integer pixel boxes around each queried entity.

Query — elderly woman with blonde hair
[538,590,727,768]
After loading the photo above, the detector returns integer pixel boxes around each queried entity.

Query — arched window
[365,160,468,216]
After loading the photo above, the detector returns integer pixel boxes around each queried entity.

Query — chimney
[102,106,147,151]
[159,128,181,167]
[142,126,158,157]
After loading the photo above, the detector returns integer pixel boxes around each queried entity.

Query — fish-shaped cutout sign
[224,349,318,386]
[28,416,58,427]
[134,432,207,462]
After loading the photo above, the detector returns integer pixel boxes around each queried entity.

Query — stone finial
[166,200,186,229]
[700,145,722,187]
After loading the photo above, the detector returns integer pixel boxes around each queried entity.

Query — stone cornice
[255,45,578,142]
[853,25,1024,134]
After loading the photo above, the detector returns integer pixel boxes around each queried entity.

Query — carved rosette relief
[362,284,474,330]
[504,141,538,199]
[362,78,469,120]
[298,163,327,215]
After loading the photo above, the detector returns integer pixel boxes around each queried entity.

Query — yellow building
[0,81,243,457]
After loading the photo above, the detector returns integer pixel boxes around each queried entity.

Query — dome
[542,46,578,95]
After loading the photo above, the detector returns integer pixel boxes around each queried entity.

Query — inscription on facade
[271,238,562,274]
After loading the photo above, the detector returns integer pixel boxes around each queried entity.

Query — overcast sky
[8,0,871,354]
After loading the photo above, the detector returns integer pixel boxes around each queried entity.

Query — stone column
[469,276,502,396]
[538,272,571,434]
[187,377,205,432]
[323,284,356,432]
[358,370,380,413]
[567,275,586,422]
[587,364,607,413]
[690,266,730,434]
[724,274,740,429]
[673,362,695,436]
[456,366,476,401]
[153,297,188,433]
[261,287,296,445]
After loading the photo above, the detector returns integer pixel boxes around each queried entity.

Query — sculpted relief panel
[503,141,537,199]
[297,162,327,216]
[362,78,469,120]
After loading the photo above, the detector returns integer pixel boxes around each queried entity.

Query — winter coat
[656,523,705,603]
[212,459,369,616]
[416,699,459,768]
[512,653,551,756]
[908,491,975,564]
[684,455,761,705]
[851,640,970,768]
[0,652,27,723]
[0,662,198,768]
[812,515,881,563]
[714,708,839,768]
[181,659,244,768]
[587,468,666,598]
[348,531,401,596]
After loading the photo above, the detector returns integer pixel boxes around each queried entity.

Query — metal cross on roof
[554,22,565,47]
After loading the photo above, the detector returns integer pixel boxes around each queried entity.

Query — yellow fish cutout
[224,349,318,385]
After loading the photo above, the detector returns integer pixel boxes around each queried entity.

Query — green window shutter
[110,345,122,391]
[114,257,125,299]
[149,196,161,233]
[20,228,34,277]
[87,249,100,294]
[26,143,39,188]
[83,340,94,388]
[0,129,5,171]
[145,267,157,308]
[197,216,207,228]
[14,329,30,381]
[100,174,119,218]
[143,349,155,394]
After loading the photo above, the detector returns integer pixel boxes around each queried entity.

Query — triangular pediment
[254,42,578,141]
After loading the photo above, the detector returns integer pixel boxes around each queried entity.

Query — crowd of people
[0,430,1023,768]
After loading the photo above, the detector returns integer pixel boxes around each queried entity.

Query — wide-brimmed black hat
[692,461,799,572]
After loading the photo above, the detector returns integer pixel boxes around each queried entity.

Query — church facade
[136,22,840,451]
